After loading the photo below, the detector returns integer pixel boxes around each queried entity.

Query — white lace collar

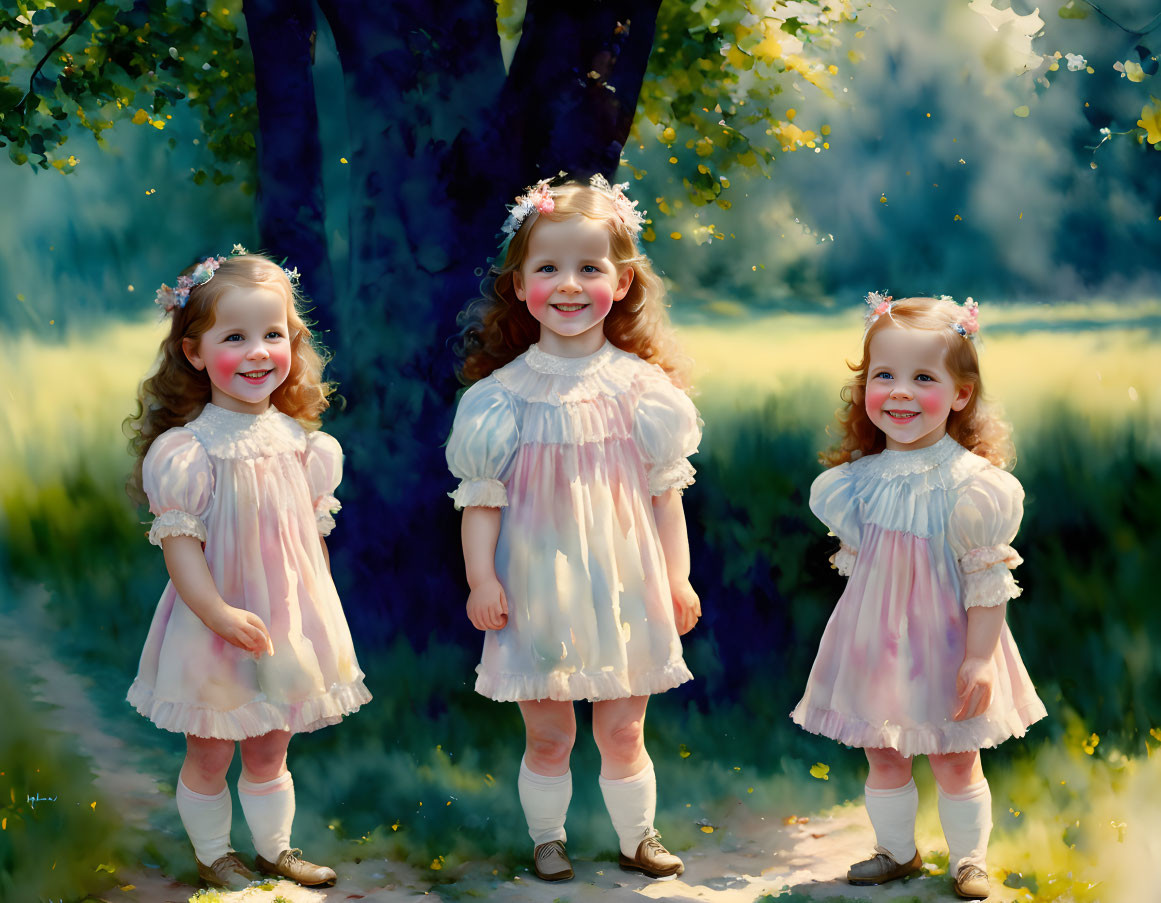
[186,402,305,459]
[524,341,616,377]
[859,433,964,478]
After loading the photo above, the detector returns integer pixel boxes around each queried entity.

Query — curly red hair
[822,296,1014,469]
[456,178,691,389]
[125,253,334,501]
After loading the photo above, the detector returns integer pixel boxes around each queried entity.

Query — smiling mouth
[550,303,589,313]
[885,410,919,422]
[239,369,273,383]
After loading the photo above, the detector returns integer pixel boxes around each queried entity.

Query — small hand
[953,655,995,721]
[207,603,275,657]
[670,577,701,636]
[467,578,509,631]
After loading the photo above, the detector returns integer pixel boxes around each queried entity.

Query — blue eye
[538,265,556,273]
[582,264,598,273]
[224,334,244,342]
[266,331,284,340]
[873,371,893,380]
[916,374,934,382]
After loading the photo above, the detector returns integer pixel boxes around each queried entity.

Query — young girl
[125,251,370,890]
[446,175,701,882]
[791,295,1047,900]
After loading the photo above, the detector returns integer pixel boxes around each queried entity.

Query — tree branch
[16,0,102,113]
[1078,1,1161,36]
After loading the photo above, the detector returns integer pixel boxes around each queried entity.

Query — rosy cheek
[586,283,615,320]
[918,388,948,417]
[864,383,890,417]
[209,349,247,384]
[524,280,554,317]
[270,345,292,376]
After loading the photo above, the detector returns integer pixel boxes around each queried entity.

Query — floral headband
[153,244,300,315]
[498,173,647,247]
[862,292,980,341]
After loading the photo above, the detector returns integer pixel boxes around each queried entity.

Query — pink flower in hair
[959,298,980,334]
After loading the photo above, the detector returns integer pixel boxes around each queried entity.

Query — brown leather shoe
[847,849,922,885]
[254,848,337,887]
[533,839,574,881]
[196,851,257,889]
[618,828,684,878]
[954,863,990,899]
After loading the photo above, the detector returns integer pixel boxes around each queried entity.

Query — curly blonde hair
[456,178,691,389]
[125,253,333,501]
[822,296,1014,469]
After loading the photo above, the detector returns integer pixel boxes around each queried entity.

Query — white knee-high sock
[238,771,295,862]
[176,777,233,866]
[938,779,991,873]
[864,778,919,863]
[598,760,656,858]
[518,757,572,845]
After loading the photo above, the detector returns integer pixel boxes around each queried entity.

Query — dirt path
[4,592,1024,903]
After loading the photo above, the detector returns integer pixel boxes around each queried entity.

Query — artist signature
[26,793,58,809]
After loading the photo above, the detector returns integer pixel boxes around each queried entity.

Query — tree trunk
[243,0,336,327]
[255,0,663,646]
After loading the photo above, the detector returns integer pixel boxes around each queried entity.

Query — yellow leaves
[670,232,683,241]
[809,762,830,780]
[697,164,710,175]
[391,821,400,831]
[660,126,676,144]
[1149,727,1161,742]
[954,213,964,221]
[1116,60,1147,83]
[879,194,888,204]
[699,824,715,833]
[1083,733,1100,755]
[668,156,678,164]
[1014,105,1031,118]
[430,856,443,870]
[694,136,714,157]
[131,108,150,125]
[772,121,817,151]
[783,814,809,825]
[725,44,751,71]
[90,801,97,810]
[151,119,165,130]
[641,227,656,243]
[1137,97,1161,146]
[678,743,692,758]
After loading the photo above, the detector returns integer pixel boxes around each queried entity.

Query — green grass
[2,312,1159,900]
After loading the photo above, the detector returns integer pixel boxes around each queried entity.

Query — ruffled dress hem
[789,700,1048,757]
[127,677,371,740]
[475,660,693,703]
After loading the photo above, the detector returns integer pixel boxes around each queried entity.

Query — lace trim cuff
[148,510,207,546]
[962,565,1022,608]
[831,542,857,577]
[450,478,508,510]
[960,544,1023,574]
[314,495,341,537]
[649,458,695,495]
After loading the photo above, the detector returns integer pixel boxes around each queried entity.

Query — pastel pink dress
[446,342,701,702]
[128,403,371,740]
[791,435,1046,755]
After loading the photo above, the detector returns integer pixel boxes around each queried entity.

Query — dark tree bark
[243,0,664,646]
[243,0,335,327]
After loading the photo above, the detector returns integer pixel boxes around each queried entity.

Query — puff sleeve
[948,468,1025,609]
[632,374,702,495]
[809,464,860,576]
[142,428,214,546]
[305,430,343,537]
[446,377,521,509]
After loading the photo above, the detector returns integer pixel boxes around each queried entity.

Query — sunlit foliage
[0,0,254,186]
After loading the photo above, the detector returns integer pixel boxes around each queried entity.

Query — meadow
[1,303,1158,902]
